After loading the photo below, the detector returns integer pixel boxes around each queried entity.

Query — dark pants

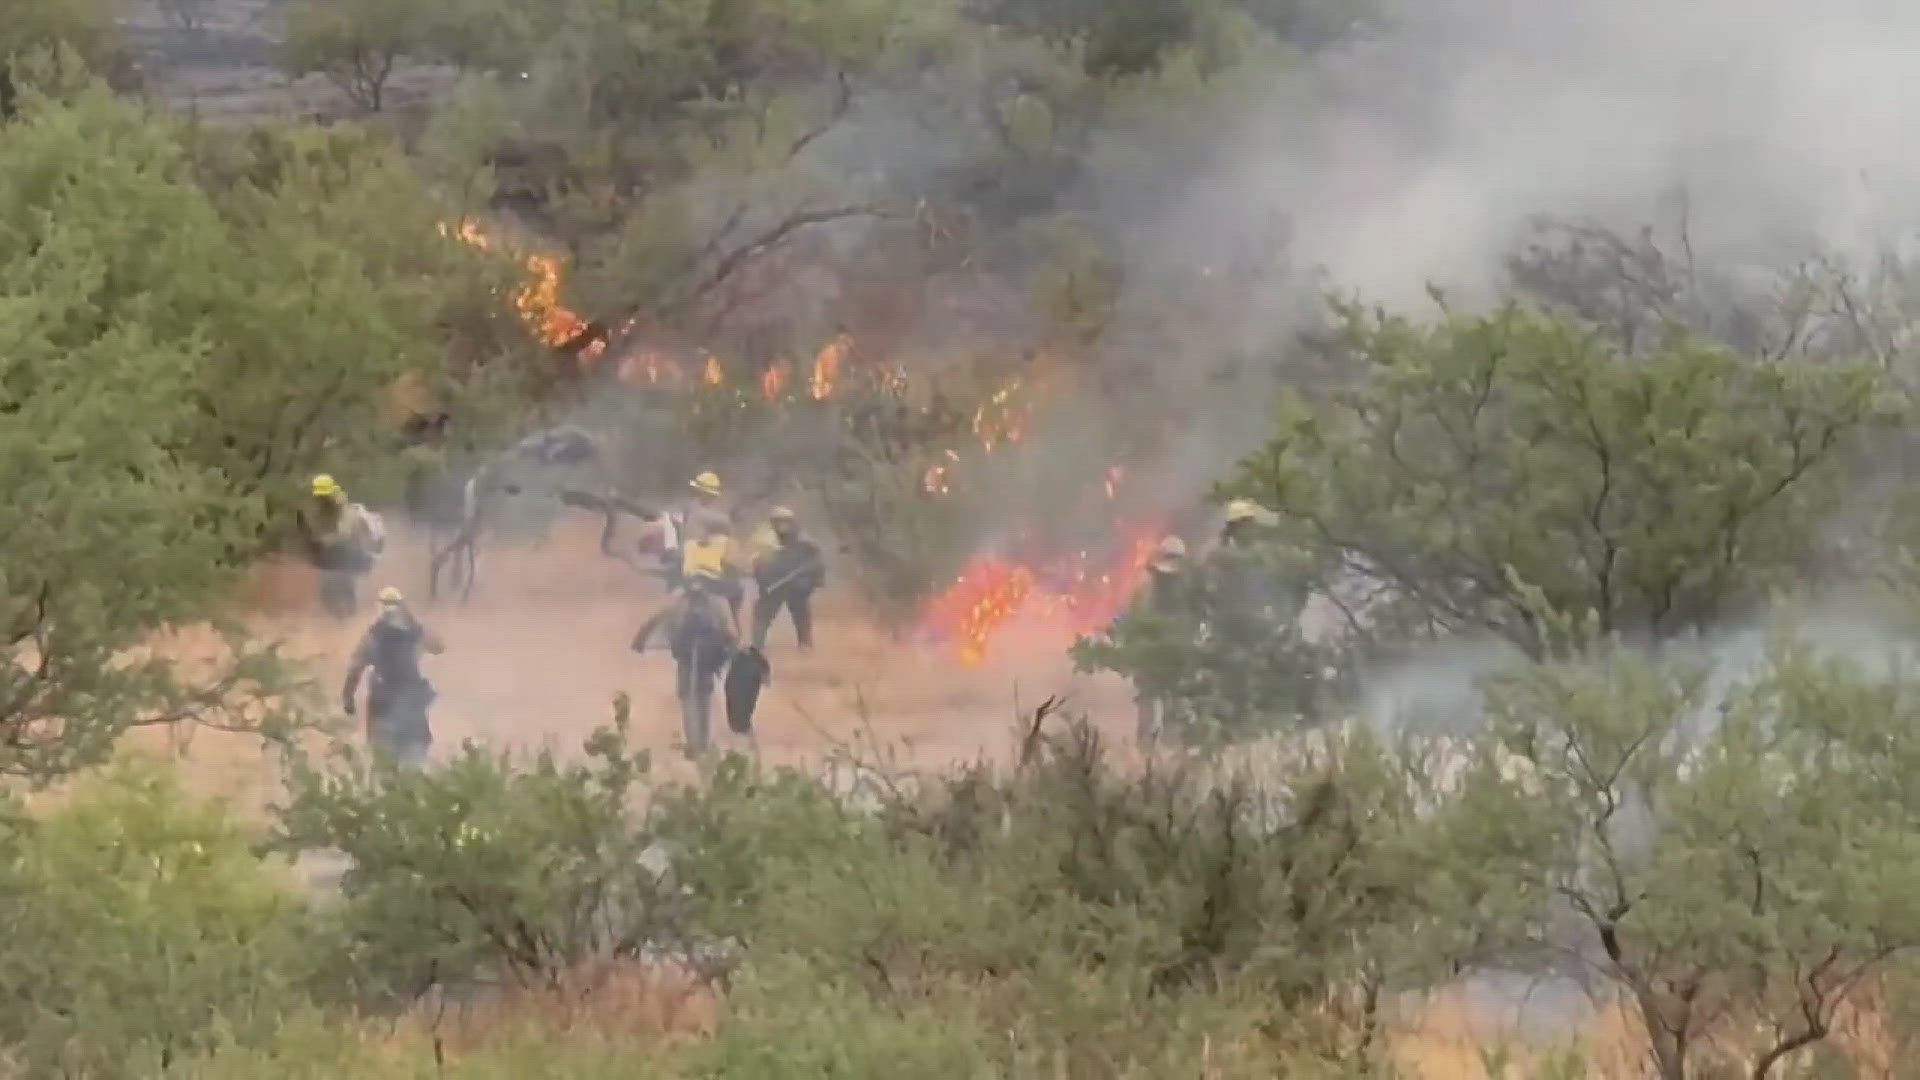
[751,588,814,650]
[320,570,359,620]
[368,678,435,767]
[674,648,728,756]
[314,540,373,620]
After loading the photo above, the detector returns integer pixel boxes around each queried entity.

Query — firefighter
[750,507,825,651]
[631,551,738,757]
[298,474,385,619]
[342,587,444,767]
[661,470,731,588]
[1133,535,1191,743]
[1217,499,1274,551]
[680,513,746,621]
[1203,498,1295,624]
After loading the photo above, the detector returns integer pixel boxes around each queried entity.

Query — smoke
[486,0,1920,603]
[1032,0,1920,543]
[1348,601,1920,1035]
[1154,0,1920,310]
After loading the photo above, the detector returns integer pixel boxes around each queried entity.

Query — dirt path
[160,520,1134,807]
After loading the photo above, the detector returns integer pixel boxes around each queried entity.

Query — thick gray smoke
[1075,0,1920,540]
[1141,0,1920,309]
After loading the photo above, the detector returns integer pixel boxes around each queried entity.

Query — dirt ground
[121,0,460,121]
[149,519,1136,809]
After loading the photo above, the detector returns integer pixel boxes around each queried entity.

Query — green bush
[183,1008,685,1079]
[0,760,316,1076]
[271,697,702,1007]
[1072,539,1354,742]
[663,707,1451,1074]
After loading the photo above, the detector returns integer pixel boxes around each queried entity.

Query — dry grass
[1387,993,1644,1078]
[375,960,718,1060]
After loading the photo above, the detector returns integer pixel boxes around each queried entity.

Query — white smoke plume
[1050,0,1920,547]
[1154,0,1920,310]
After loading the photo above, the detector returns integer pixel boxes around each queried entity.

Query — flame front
[441,219,589,347]
[442,215,1163,668]
[518,254,588,346]
[811,334,848,400]
[918,556,1036,666]
[918,520,1164,666]
[761,359,791,399]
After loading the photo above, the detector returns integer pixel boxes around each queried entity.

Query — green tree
[1072,539,1353,741]
[0,86,324,778]
[0,761,315,1076]
[281,0,437,112]
[0,84,526,778]
[1440,636,1920,1079]
[271,697,698,1006]
[1,0,122,117]
[182,120,538,514]
[1231,298,1893,660]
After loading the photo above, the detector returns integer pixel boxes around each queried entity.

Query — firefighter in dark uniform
[749,507,826,650]
[342,587,444,767]
[632,553,739,757]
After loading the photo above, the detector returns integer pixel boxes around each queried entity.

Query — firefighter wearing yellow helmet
[1129,534,1193,743]
[660,470,732,582]
[1219,499,1275,548]
[298,473,387,619]
[679,512,746,619]
[749,506,826,651]
[631,555,739,758]
[343,585,444,768]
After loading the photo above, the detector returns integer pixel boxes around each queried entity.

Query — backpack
[349,503,387,555]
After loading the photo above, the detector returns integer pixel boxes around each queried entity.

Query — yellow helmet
[768,506,796,523]
[377,586,403,605]
[1150,535,1187,570]
[311,473,343,499]
[689,471,722,496]
[1224,499,1263,525]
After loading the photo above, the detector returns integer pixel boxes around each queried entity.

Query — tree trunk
[1633,988,1689,1080]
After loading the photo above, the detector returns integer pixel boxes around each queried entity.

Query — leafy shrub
[183,1008,684,1079]
[270,697,700,1008]
[1071,540,1355,742]
[0,760,315,1076]
[666,706,1454,1074]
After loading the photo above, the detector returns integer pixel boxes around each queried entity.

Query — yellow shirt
[682,535,735,579]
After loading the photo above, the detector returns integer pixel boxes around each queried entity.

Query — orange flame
[518,254,588,346]
[972,378,1029,450]
[918,520,1164,665]
[919,556,1036,666]
[702,354,725,387]
[761,359,791,399]
[440,219,589,347]
[811,334,849,400]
